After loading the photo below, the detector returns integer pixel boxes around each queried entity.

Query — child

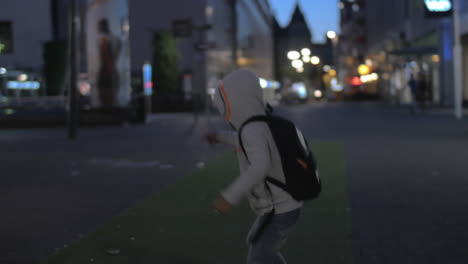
[206,69,302,264]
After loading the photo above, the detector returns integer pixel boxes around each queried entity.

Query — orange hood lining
[219,81,232,121]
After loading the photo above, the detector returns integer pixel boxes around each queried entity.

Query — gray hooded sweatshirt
[214,69,303,216]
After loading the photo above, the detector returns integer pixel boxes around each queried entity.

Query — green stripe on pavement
[42,142,351,264]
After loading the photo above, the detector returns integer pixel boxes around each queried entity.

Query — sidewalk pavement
[0,113,228,264]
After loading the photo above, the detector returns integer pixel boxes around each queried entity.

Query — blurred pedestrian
[418,73,428,110]
[205,69,302,264]
[408,74,419,115]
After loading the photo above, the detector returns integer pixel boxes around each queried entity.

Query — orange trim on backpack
[219,81,232,121]
[297,159,308,169]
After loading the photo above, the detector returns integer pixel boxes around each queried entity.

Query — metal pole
[230,0,238,70]
[453,0,463,119]
[68,0,78,138]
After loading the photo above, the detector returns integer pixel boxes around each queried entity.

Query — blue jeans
[246,209,301,264]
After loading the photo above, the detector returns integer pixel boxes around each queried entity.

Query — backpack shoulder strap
[266,177,288,192]
[238,115,271,163]
[238,115,279,215]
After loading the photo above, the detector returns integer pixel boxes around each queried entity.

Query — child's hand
[205,133,219,145]
[213,196,232,214]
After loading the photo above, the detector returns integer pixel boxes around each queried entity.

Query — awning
[390,46,438,56]
[390,32,438,57]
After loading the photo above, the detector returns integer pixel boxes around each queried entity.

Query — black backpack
[238,114,322,201]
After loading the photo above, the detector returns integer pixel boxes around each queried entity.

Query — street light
[352,3,360,12]
[311,56,320,65]
[327,30,339,71]
[301,48,311,56]
[327,31,337,40]
[338,2,345,10]
[18,74,28,82]
[358,64,371,75]
[292,60,304,69]
[288,51,300,60]
[302,56,310,63]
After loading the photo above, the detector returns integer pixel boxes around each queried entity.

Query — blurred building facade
[366,0,447,105]
[129,0,275,109]
[340,0,467,106]
[0,0,77,100]
[207,0,275,104]
[0,0,53,71]
[0,0,105,99]
[1,0,274,111]
[338,0,377,98]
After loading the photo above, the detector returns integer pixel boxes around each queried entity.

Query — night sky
[269,0,339,43]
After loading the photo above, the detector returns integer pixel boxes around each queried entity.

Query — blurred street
[282,103,468,264]
[1,102,468,264]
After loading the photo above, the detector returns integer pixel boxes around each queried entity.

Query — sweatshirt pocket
[250,184,272,204]
[250,188,261,199]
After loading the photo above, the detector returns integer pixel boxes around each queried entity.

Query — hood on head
[214,69,266,129]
